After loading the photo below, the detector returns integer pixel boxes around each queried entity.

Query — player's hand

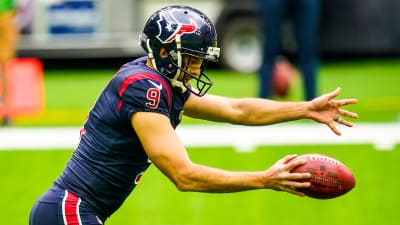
[263,154,311,196]
[307,87,358,135]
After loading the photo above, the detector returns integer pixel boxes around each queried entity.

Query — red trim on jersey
[135,172,143,184]
[80,127,86,136]
[63,191,81,225]
[118,73,171,111]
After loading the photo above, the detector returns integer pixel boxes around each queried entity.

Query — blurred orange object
[0,66,4,118]
[272,57,294,97]
[3,58,45,118]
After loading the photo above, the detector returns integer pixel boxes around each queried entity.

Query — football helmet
[140,6,220,96]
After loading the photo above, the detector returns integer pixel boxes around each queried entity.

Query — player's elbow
[229,99,254,125]
[173,165,196,192]
[175,180,191,192]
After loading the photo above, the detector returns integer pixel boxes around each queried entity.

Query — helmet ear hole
[159,47,168,58]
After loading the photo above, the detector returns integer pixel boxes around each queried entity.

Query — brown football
[272,58,294,97]
[291,154,356,199]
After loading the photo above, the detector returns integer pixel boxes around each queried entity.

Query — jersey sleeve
[118,76,171,121]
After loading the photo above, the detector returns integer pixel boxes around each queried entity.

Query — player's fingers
[337,117,354,127]
[286,172,311,180]
[281,180,311,189]
[281,185,307,196]
[334,99,358,107]
[327,122,341,136]
[339,109,358,119]
[279,154,298,164]
[285,159,307,171]
[328,87,341,100]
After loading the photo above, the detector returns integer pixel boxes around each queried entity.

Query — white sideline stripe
[176,123,400,152]
[0,123,399,151]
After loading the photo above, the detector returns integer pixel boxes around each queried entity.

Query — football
[291,153,356,199]
[271,57,294,97]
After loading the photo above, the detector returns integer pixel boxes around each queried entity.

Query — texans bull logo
[156,10,198,43]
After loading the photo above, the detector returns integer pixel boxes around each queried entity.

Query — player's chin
[184,77,192,85]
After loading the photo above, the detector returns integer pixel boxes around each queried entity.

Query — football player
[29,6,358,225]
[0,0,19,125]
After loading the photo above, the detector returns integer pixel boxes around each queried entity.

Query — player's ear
[159,47,168,58]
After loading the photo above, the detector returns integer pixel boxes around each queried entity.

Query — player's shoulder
[113,57,172,107]
[113,57,171,92]
[118,71,171,96]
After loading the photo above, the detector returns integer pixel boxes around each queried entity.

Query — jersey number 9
[145,88,160,109]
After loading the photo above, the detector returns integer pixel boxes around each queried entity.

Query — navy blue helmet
[140,6,220,96]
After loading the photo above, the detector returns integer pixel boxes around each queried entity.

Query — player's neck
[146,59,155,70]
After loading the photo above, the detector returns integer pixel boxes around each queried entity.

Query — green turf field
[2,145,399,225]
[1,59,400,225]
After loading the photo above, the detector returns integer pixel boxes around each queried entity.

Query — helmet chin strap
[146,36,187,93]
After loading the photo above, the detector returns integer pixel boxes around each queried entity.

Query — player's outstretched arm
[184,87,358,135]
[131,112,310,195]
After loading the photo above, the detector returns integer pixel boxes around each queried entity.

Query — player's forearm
[233,98,311,125]
[175,163,265,193]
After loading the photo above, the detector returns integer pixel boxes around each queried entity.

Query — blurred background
[1,0,399,224]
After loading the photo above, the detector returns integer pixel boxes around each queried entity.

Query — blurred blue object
[48,1,97,34]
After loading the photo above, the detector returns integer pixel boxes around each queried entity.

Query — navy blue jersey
[54,56,191,219]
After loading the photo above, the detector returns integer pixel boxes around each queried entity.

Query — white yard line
[0,123,399,151]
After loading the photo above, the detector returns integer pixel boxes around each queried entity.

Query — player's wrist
[259,170,276,189]
[255,171,270,189]
[303,101,314,120]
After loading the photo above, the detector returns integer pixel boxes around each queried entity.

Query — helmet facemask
[174,50,212,97]
[168,38,219,97]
